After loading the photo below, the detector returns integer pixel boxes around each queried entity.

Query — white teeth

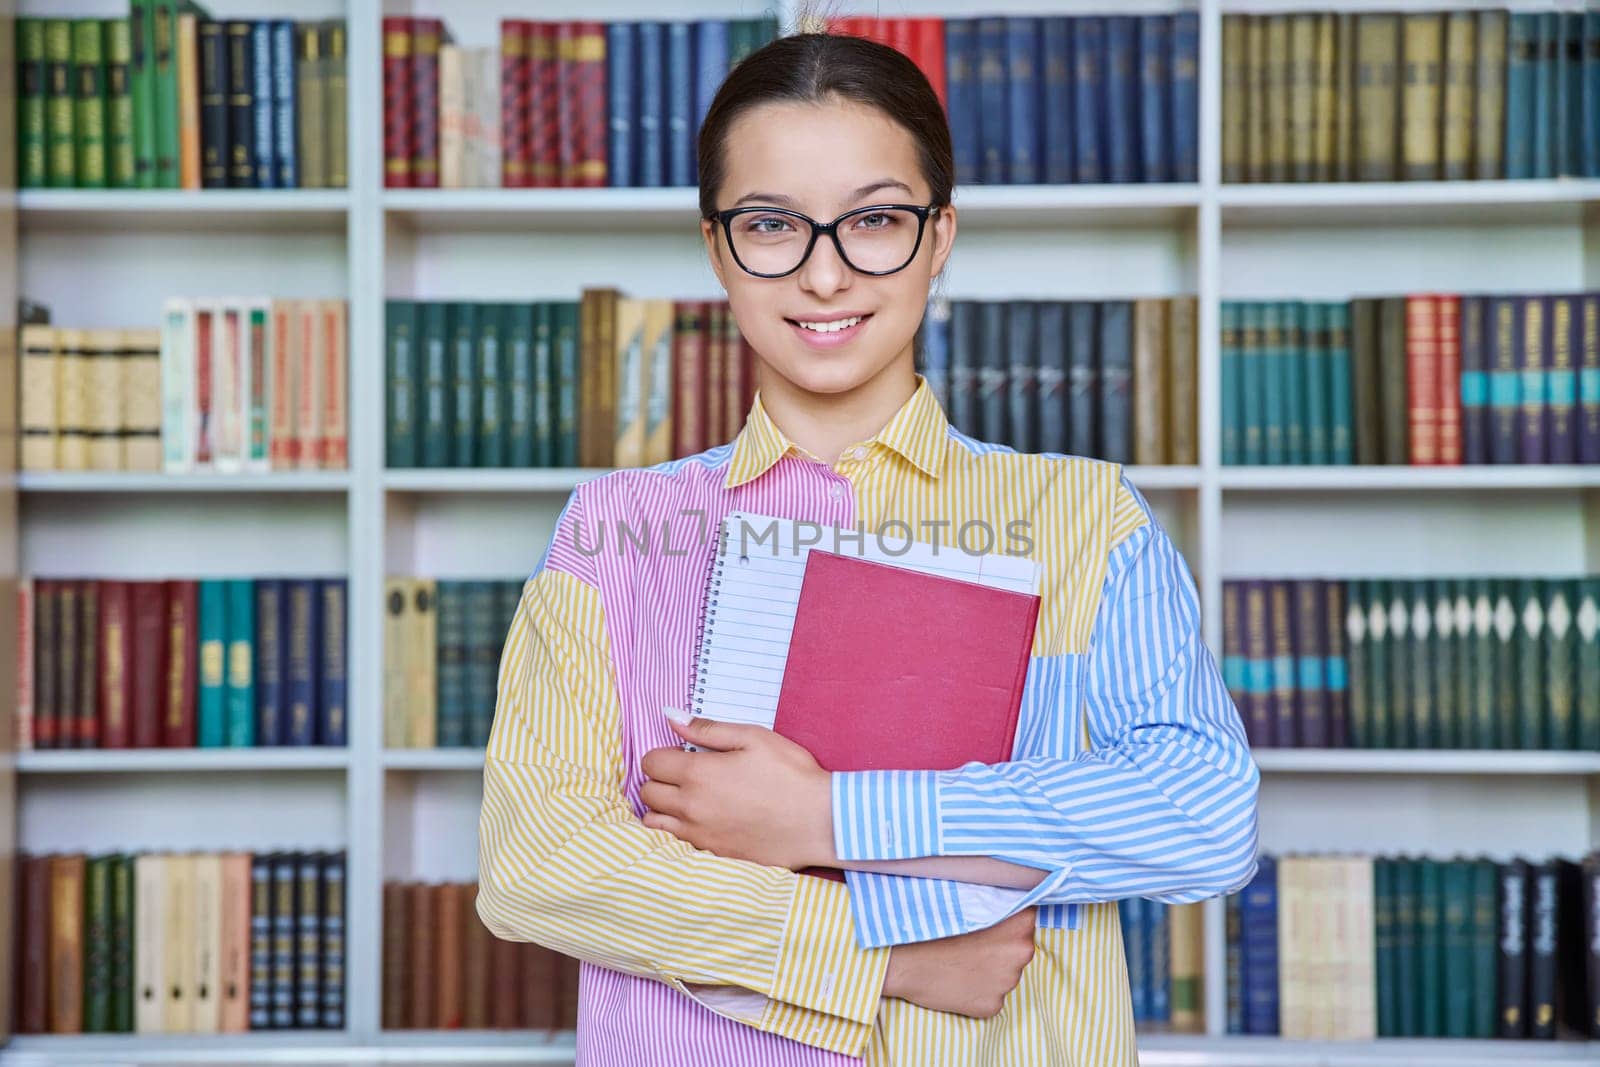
[795,316,862,333]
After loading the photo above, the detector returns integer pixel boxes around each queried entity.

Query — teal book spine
[1469,859,1498,1038]
[506,304,535,468]
[1531,13,1558,178]
[1394,857,1419,1035]
[1329,303,1356,465]
[1241,303,1265,465]
[385,300,418,468]
[554,302,581,467]
[420,302,450,467]
[448,303,479,468]
[1578,577,1600,751]
[1504,14,1538,178]
[198,579,227,747]
[1304,302,1330,465]
[1544,577,1576,750]
[532,303,554,467]
[1442,861,1472,1038]
[1375,858,1397,1035]
[1417,857,1443,1036]
[477,304,506,468]
[1262,302,1287,465]
[225,577,256,747]
[1221,302,1242,465]
[1282,301,1307,464]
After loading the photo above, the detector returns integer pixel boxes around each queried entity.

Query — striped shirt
[476,377,1259,1066]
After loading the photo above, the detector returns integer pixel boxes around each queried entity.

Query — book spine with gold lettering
[297,23,326,188]
[611,298,647,469]
[1221,16,1245,182]
[1441,11,1475,181]
[73,19,107,188]
[197,580,226,748]
[1264,15,1290,181]
[1436,294,1462,466]
[1287,14,1315,182]
[1405,295,1440,465]
[45,19,76,188]
[323,21,347,188]
[1547,294,1577,464]
[382,17,410,187]
[1312,13,1336,181]
[1401,13,1444,181]
[1520,296,1548,464]
[410,19,443,188]
[1355,14,1400,180]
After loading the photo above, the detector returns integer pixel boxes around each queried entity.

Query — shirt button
[829,482,845,500]
[847,446,868,461]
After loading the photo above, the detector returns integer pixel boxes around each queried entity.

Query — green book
[1442,860,1472,1037]
[103,19,136,188]
[385,301,418,469]
[1345,580,1371,747]
[1262,302,1287,465]
[1365,578,1391,749]
[1417,857,1443,1036]
[198,579,227,747]
[1544,577,1576,750]
[1452,581,1475,750]
[1470,859,1498,1038]
[420,302,450,468]
[532,303,555,467]
[477,304,506,468]
[83,854,113,1031]
[1221,302,1242,464]
[1469,578,1496,749]
[18,19,47,188]
[1241,302,1266,465]
[1432,579,1457,749]
[1349,298,1382,465]
[1378,297,1408,464]
[152,0,179,187]
[553,301,581,467]
[44,19,76,187]
[1492,579,1520,749]
[1388,581,1412,748]
[1408,579,1434,748]
[1515,577,1545,749]
[130,0,156,187]
[225,578,255,747]
[1282,301,1306,464]
[1394,857,1419,1035]
[506,304,536,468]
[110,853,134,1031]
[435,580,467,747]
[72,19,107,188]
[1303,302,1330,465]
[448,303,479,468]
[1375,857,1397,1035]
[1577,577,1600,751]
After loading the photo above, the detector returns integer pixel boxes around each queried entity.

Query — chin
[777,357,887,397]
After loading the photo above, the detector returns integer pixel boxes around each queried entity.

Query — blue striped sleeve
[832,482,1260,910]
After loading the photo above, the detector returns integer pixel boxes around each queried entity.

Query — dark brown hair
[696,32,955,219]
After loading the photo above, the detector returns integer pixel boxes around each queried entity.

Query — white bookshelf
[8,0,1599,1063]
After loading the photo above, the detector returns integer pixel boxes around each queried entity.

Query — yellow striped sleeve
[475,565,889,1055]
[1108,472,1150,548]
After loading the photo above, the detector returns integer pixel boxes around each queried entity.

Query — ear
[928,203,958,281]
[702,218,729,292]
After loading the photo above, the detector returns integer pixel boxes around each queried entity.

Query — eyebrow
[730,179,916,210]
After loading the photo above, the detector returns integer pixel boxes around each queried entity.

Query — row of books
[385,295,758,471]
[383,578,520,751]
[1116,898,1203,1031]
[16,850,345,1035]
[1221,294,1600,468]
[1227,852,1600,1040]
[17,577,348,751]
[18,300,349,475]
[1223,577,1600,752]
[922,298,1198,466]
[20,9,347,190]
[382,880,578,1031]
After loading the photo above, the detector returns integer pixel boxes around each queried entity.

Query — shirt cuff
[767,873,889,1035]
[832,769,944,862]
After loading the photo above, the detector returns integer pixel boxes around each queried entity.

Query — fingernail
[662,706,692,727]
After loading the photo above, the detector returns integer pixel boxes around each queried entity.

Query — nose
[796,231,854,301]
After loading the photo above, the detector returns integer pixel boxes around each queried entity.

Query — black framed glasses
[706,202,941,279]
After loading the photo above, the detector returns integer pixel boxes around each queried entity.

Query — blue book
[1104,17,1139,183]
[1304,302,1329,465]
[1240,855,1279,1035]
[1520,295,1549,464]
[1006,300,1038,452]
[198,579,227,747]
[250,22,276,188]
[1137,15,1170,183]
[665,21,694,187]
[1328,303,1353,465]
[1221,302,1242,465]
[1562,13,1584,177]
[1459,297,1489,465]
[286,579,319,746]
[272,21,297,188]
[1147,899,1170,1022]
[1067,302,1098,456]
[254,579,286,746]
[1488,295,1522,463]
[1532,13,1558,179]
[920,297,951,414]
[1073,18,1105,183]
[1121,897,1148,1021]
[1283,302,1307,465]
[1004,18,1040,185]
[1548,294,1579,464]
[636,23,666,188]
[693,21,729,184]
[225,579,255,747]
[976,18,1008,184]
[1098,301,1133,463]
[318,578,346,747]
[1505,14,1538,179]
[1262,302,1287,466]
[1042,19,1074,184]
[1169,12,1199,182]
[947,301,978,438]
[1586,13,1600,178]
[946,20,980,184]
[606,23,636,188]
[1581,293,1600,464]
[1241,303,1266,465]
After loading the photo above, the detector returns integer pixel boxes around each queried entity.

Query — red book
[739,333,758,420]
[721,305,744,438]
[569,21,607,188]
[163,580,199,747]
[704,303,727,446]
[33,579,58,749]
[130,581,168,748]
[1436,293,1463,465]
[554,23,577,188]
[382,17,413,188]
[95,581,131,749]
[916,19,947,107]
[888,18,915,60]
[410,18,445,188]
[772,551,1040,881]
[530,23,558,187]
[1405,294,1441,465]
[499,21,530,188]
[671,301,707,459]
[19,854,50,1032]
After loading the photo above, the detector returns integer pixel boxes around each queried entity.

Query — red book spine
[1436,293,1463,465]
[740,333,758,418]
[704,303,726,446]
[382,17,413,188]
[499,21,529,188]
[917,19,947,108]
[33,580,57,749]
[97,580,132,749]
[20,855,49,1032]
[164,579,198,747]
[1405,294,1441,465]
[554,23,577,188]
[530,24,558,187]
[670,302,704,459]
[129,581,168,748]
[410,18,443,189]
[571,21,607,188]
[723,306,745,438]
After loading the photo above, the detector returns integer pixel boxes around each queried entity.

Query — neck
[758,354,919,464]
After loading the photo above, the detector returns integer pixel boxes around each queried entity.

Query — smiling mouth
[786,313,872,334]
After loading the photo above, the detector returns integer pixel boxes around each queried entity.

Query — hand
[882,909,1037,1019]
[639,712,836,871]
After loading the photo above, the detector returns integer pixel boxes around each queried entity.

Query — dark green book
[72,19,107,188]
[434,580,467,747]
[477,304,506,468]
[83,854,112,1031]
[1304,302,1329,465]
[1544,577,1576,750]
[1469,578,1497,749]
[1241,302,1266,465]
[1365,578,1391,749]
[1442,860,1473,1037]
[1492,579,1520,750]
[1262,302,1287,465]
[532,303,555,466]
[1327,302,1353,464]
[1388,581,1412,748]
[1577,577,1600,751]
[1432,579,1457,749]
[198,579,227,747]
[1221,302,1242,465]
[1378,297,1409,464]
[448,303,479,468]
[110,853,134,1031]
[1451,580,1474,750]
[385,301,418,468]
[506,304,536,468]
[130,0,156,187]
[420,302,450,467]
[1470,859,1498,1038]
[152,0,179,187]
[1346,580,1371,747]
[1282,301,1306,464]
[18,19,47,187]
[1394,857,1420,1035]
[1350,299,1382,465]
[103,19,135,188]
[1516,577,1545,749]
[553,302,581,467]
[465,581,498,748]
[1417,857,1443,1036]
[1375,857,1397,1035]
[1409,579,1434,748]
[225,578,255,747]
[45,19,76,187]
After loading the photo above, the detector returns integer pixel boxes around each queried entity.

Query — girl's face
[700,96,957,398]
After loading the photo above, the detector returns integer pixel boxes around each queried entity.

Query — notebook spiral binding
[687,519,732,720]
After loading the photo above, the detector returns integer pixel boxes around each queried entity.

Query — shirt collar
[724,375,949,490]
